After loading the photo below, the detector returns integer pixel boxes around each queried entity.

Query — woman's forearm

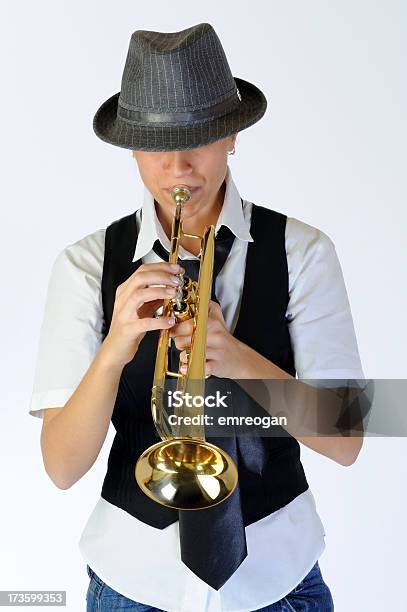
[40,343,125,489]
[234,340,363,466]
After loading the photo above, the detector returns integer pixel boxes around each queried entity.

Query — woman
[30,23,365,611]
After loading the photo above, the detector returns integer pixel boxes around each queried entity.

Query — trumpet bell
[135,438,238,510]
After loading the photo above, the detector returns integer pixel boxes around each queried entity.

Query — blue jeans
[86,561,334,611]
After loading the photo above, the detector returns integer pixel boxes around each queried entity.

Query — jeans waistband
[86,565,104,588]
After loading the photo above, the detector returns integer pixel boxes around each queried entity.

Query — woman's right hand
[100,262,182,369]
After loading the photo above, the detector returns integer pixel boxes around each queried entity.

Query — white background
[1,1,406,610]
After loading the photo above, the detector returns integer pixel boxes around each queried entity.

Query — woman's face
[132,134,237,221]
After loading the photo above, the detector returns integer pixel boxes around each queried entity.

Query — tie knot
[216,224,234,242]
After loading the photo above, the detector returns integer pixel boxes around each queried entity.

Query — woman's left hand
[169,300,245,379]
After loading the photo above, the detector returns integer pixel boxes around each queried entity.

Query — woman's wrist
[232,339,259,378]
[96,340,127,376]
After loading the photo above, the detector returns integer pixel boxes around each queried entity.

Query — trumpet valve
[169,271,197,318]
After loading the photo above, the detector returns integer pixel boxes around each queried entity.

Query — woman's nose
[164,151,194,176]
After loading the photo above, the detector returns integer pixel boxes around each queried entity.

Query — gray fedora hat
[93,22,267,151]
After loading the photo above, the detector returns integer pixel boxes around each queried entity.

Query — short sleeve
[285,217,365,380]
[29,229,105,418]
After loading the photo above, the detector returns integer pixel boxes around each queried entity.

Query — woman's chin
[174,195,204,213]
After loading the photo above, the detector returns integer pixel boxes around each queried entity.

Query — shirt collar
[131,164,253,262]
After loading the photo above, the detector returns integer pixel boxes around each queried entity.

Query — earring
[228,146,236,156]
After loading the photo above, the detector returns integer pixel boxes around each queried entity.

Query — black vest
[100,203,308,529]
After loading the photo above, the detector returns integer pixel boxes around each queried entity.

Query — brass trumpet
[135,185,238,510]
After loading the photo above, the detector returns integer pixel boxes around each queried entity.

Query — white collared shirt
[29,165,364,611]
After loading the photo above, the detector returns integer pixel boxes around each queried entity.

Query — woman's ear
[226,133,237,151]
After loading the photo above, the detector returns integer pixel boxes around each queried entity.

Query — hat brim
[93,77,267,151]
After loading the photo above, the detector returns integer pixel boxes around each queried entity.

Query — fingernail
[170,264,180,272]
[167,317,176,325]
[180,365,187,373]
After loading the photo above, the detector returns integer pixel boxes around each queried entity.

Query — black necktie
[149,208,248,590]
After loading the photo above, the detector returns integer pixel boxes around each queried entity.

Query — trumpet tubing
[134,184,238,510]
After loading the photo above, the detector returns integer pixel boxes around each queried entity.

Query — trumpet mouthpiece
[171,185,191,206]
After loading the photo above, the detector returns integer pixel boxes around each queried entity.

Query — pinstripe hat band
[93,22,267,151]
[117,86,242,126]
